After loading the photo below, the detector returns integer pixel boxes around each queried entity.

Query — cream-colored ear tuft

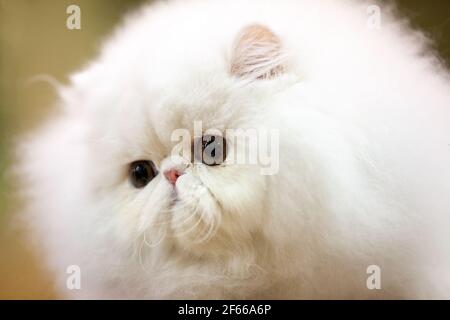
[230,24,285,80]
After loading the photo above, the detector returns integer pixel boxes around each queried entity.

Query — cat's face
[68,24,290,259]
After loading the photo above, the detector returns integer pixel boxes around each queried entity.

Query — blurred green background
[0,0,448,299]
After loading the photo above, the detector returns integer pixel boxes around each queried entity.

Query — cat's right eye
[129,160,157,188]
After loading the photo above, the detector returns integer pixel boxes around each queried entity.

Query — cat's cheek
[206,165,267,234]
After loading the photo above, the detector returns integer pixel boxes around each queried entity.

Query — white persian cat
[19,0,450,299]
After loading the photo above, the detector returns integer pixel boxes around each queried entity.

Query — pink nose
[163,169,182,185]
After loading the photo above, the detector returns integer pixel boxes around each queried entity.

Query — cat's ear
[230,24,285,80]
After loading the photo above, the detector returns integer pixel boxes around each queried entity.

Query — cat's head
[53,23,294,262]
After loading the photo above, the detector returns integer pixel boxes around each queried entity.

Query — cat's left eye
[193,135,227,166]
[129,160,158,188]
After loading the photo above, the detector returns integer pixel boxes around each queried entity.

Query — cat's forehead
[83,68,265,164]
[147,73,260,145]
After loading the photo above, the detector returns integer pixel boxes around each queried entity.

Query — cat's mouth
[164,175,226,254]
[169,187,179,203]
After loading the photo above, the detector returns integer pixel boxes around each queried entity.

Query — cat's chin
[136,173,253,259]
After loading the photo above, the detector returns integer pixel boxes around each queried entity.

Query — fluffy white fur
[19,0,450,299]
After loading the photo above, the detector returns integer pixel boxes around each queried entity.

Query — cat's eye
[129,160,158,188]
[193,135,227,166]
